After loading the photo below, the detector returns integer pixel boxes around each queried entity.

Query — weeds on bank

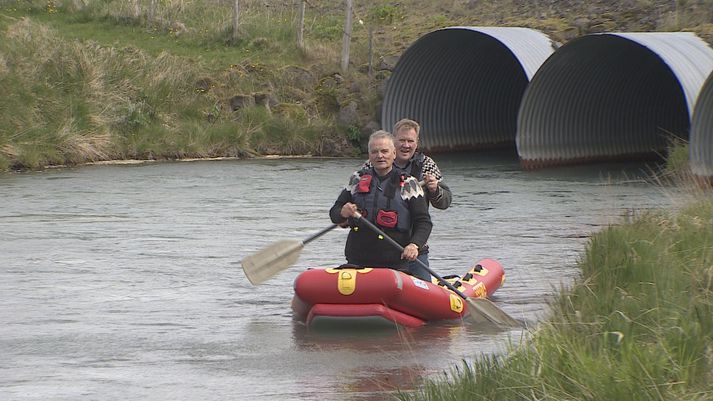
[0,10,353,169]
[401,190,713,399]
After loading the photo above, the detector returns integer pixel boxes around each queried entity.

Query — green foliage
[368,3,403,25]
[346,125,361,142]
[232,105,329,156]
[430,14,449,27]
[401,200,713,400]
[665,137,690,175]
[310,15,342,41]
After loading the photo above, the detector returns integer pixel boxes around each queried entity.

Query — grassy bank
[0,1,371,170]
[2,1,713,171]
[400,187,713,400]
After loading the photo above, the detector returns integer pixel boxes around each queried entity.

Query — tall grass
[0,17,221,167]
[401,198,713,400]
[0,6,358,170]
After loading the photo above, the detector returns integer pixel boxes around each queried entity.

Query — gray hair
[368,130,395,149]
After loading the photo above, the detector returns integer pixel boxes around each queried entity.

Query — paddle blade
[241,239,304,285]
[466,297,522,328]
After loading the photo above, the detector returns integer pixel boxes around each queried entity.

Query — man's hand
[340,202,359,219]
[423,174,439,194]
[401,243,419,261]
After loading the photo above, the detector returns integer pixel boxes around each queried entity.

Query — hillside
[0,0,712,170]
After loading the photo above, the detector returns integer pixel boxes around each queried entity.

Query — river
[0,152,675,400]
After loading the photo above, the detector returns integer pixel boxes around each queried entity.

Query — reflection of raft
[291,258,505,328]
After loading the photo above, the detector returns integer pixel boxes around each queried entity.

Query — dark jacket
[329,168,432,270]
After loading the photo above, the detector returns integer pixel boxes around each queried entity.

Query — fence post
[341,0,353,73]
[232,0,240,43]
[297,0,306,49]
[149,0,157,26]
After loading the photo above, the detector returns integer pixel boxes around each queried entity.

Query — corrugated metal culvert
[516,32,713,169]
[381,27,555,152]
[690,71,713,178]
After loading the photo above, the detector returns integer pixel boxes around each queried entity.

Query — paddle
[241,224,338,285]
[353,212,522,328]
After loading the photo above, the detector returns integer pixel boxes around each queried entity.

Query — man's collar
[394,159,411,170]
[373,166,393,178]
[395,153,420,170]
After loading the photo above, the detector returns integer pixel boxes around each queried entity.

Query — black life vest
[349,168,412,233]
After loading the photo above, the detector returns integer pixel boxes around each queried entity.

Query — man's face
[394,127,418,163]
[368,137,396,173]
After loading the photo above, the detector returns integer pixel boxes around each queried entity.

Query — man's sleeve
[330,189,352,224]
[423,156,452,210]
[408,191,433,249]
[429,181,452,210]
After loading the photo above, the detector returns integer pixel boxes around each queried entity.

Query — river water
[0,152,676,400]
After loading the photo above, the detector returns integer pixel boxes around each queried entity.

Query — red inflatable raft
[292,258,505,328]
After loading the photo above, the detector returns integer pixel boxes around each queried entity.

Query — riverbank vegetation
[2,0,713,171]
[400,175,713,400]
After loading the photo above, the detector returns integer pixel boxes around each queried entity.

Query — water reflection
[289,317,522,399]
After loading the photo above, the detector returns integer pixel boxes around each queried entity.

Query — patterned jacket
[362,152,452,210]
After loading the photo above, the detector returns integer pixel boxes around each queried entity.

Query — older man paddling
[360,119,451,281]
[330,130,432,274]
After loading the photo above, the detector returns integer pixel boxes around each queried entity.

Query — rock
[378,55,400,71]
[349,81,362,94]
[337,101,359,127]
[374,101,382,122]
[281,65,317,90]
[356,121,381,152]
[377,75,390,97]
[229,95,255,112]
[254,92,279,111]
[573,17,591,34]
[170,21,188,37]
[318,75,340,91]
[319,135,356,157]
[361,120,381,136]
[195,77,215,93]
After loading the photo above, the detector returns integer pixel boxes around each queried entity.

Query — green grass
[0,2,365,169]
[2,4,301,71]
[400,199,713,400]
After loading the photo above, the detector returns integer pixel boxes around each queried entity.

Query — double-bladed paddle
[352,211,522,328]
[241,224,338,285]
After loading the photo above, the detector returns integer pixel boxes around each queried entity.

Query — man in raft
[360,119,452,281]
[330,130,433,278]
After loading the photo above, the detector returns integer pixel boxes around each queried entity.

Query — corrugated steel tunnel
[691,71,713,179]
[517,32,713,169]
[381,27,555,152]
